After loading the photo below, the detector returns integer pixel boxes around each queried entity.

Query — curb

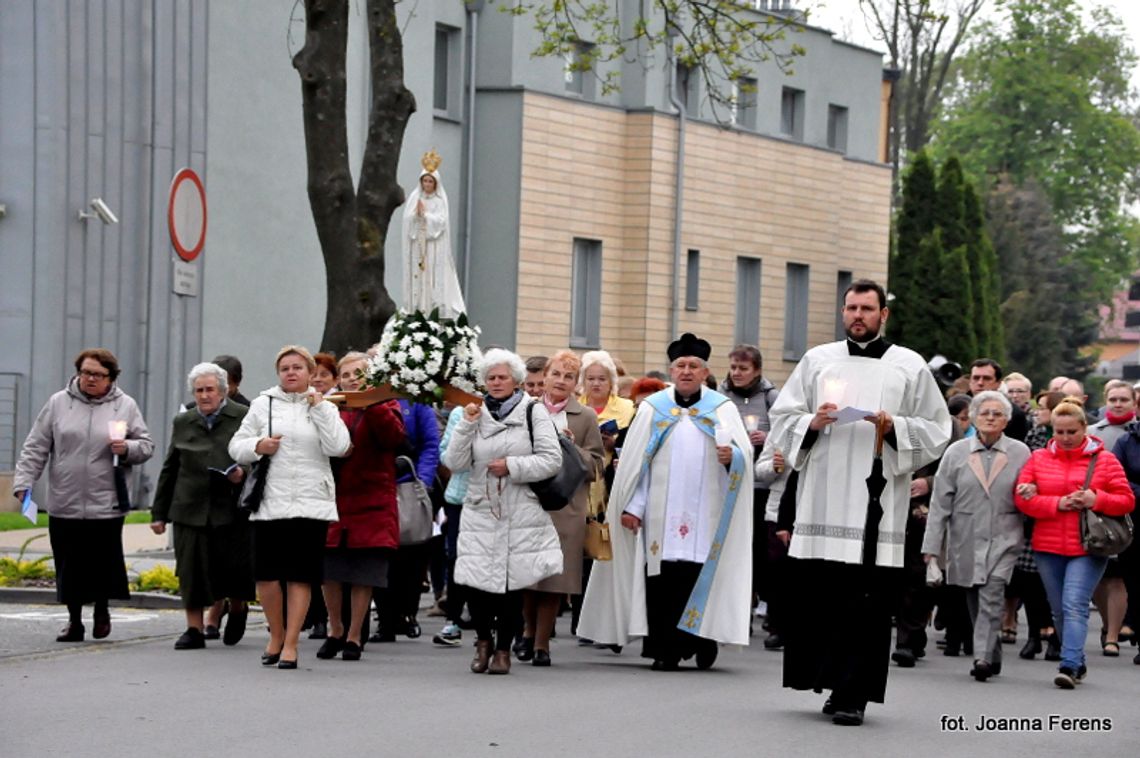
[0,586,184,610]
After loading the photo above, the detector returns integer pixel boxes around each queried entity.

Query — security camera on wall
[90,198,119,225]
[77,197,119,225]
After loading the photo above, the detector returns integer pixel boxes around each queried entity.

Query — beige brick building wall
[514,92,891,385]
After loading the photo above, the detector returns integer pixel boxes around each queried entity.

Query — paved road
[1,607,1135,757]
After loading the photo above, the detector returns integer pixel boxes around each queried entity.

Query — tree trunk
[294,0,415,356]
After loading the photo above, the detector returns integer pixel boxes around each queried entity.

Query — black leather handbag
[240,397,273,514]
[525,401,588,511]
[1078,452,1134,557]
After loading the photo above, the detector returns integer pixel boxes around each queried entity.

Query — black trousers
[642,560,715,663]
[761,521,790,634]
[935,584,974,653]
[1009,567,1053,636]
[467,588,522,651]
[895,512,933,653]
[783,558,902,707]
[375,542,430,631]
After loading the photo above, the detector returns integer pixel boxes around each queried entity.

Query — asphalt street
[1,606,1135,757]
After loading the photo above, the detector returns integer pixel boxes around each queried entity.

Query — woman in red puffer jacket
[1015,400,1134,690]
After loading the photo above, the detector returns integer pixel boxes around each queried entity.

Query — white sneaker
[433,623,462,647]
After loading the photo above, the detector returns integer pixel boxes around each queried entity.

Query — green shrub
[131,564,180,594]
[0,534,55,586]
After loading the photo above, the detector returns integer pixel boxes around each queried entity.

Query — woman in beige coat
[922,390,1030,682]
[443,349,564,675]
[518,350,605,666]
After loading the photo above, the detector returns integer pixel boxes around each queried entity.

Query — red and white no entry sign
[168,168,207,262]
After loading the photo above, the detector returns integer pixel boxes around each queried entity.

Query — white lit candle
[108,420,128,441]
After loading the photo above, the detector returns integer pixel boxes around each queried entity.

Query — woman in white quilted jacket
[229,345,350,669]
[443,348,563,675]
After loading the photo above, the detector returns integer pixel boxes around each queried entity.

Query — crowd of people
[10,278,1138,727]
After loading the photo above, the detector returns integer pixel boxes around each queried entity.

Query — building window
[781,87,804,140]
[735,77,758,130]
[735,257,762,346]
[827,104,849,153]
[434,26,460,116]
[784,263,809,360]
[571,238,603,348]
[835,270,853,340]
[564,42,595,99]
[676,64,697,116]
[685,249,700,311]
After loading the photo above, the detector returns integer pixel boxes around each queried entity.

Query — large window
[571,238,603,348]
[434,26,460,116]
[735,257,762,346]
[686,249,701,311]
[784,263,810,360]
[827,104,849,153]
[736,77,758,130]
[835,270,853,340]
[564,42,595,99]
[781,87,804,140]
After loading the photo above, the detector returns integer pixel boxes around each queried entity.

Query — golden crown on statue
[421,149,442,173]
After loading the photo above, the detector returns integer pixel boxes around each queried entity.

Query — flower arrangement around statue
[362,307,483,407]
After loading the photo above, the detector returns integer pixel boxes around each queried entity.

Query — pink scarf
[543,394,570,416]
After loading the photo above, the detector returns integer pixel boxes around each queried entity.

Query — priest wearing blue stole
[578,333,753,670]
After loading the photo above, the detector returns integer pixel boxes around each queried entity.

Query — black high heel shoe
[261,651,281,666]
[1019,636,1042,660]
[514,637,535,661]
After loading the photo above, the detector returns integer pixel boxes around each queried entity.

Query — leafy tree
[963,180,1004,359]
[933,0,1140,304]
[932,233,978,364]
[889,151,938,348]
[293,0,806,354]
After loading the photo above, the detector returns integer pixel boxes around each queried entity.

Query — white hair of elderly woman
[969,390,1011,423]
[479,348,527,384]
[580,350,620,393]
[186,362,229,396]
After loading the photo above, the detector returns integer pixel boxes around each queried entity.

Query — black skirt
[782,558,902,706]
[324,547,390,587]
[173,521,255,608]
[48,516,130,605]
[252,518,327,584]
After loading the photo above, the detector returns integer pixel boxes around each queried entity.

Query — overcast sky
[807,0,1140,91]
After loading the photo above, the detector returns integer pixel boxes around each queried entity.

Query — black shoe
[832,708,865,726]
[577,637,595,647]
[277,658,298,670]
[821,697,837,716]
[1133,652,1140,665]
[914,647,926,659]
[308,621,328,640]
[515,637,535,662]
[650,658,680,671]
[1054,667,1077,689]
[261,651,281,666]
[92,611,111,640]
[763,633,784,650]
[943,641,961,657]
[970,660,992,682]
[203,625,221,641]
[316,636,345,660]
[991,661,1002,676]
[696,644,718,670]
[1019,637,1042,660]
[369,629,396,643]
[1044,634,1061,662]
[174,627,206,650]
[223,609,248,646]
[341,641,362,661]
[533,649,551,667]
[892,649,917,668]
[56,622,85,643]
[403,618,422,639]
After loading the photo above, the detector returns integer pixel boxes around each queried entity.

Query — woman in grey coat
[12,349,154,642]
[922,390,1030,682]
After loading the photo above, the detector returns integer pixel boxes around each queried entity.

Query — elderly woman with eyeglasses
[922,391,1031,682]
[13,348,154,643]
[442,348,564,675]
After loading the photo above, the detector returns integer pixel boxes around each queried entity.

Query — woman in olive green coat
[151,363,254,650]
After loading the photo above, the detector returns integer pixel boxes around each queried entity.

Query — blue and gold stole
[638,389,747,636]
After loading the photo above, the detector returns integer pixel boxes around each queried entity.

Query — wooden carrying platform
[326,383,482,409]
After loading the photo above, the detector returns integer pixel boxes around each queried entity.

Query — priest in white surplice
[578,333,753,671]
[768,279,952,726]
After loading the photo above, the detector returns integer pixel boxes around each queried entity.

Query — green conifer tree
[890,151,939,347]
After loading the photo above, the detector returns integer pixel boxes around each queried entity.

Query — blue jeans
[1034,551,1108,671]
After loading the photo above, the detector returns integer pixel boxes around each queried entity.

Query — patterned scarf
[485,388,524,421]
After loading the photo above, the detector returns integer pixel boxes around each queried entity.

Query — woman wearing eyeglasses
[12,348,154,642]
[922,391,1030,682]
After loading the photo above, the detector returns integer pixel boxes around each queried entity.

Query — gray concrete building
[0,0,888,500]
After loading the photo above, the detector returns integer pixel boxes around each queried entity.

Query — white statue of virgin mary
[401,150,467,319]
